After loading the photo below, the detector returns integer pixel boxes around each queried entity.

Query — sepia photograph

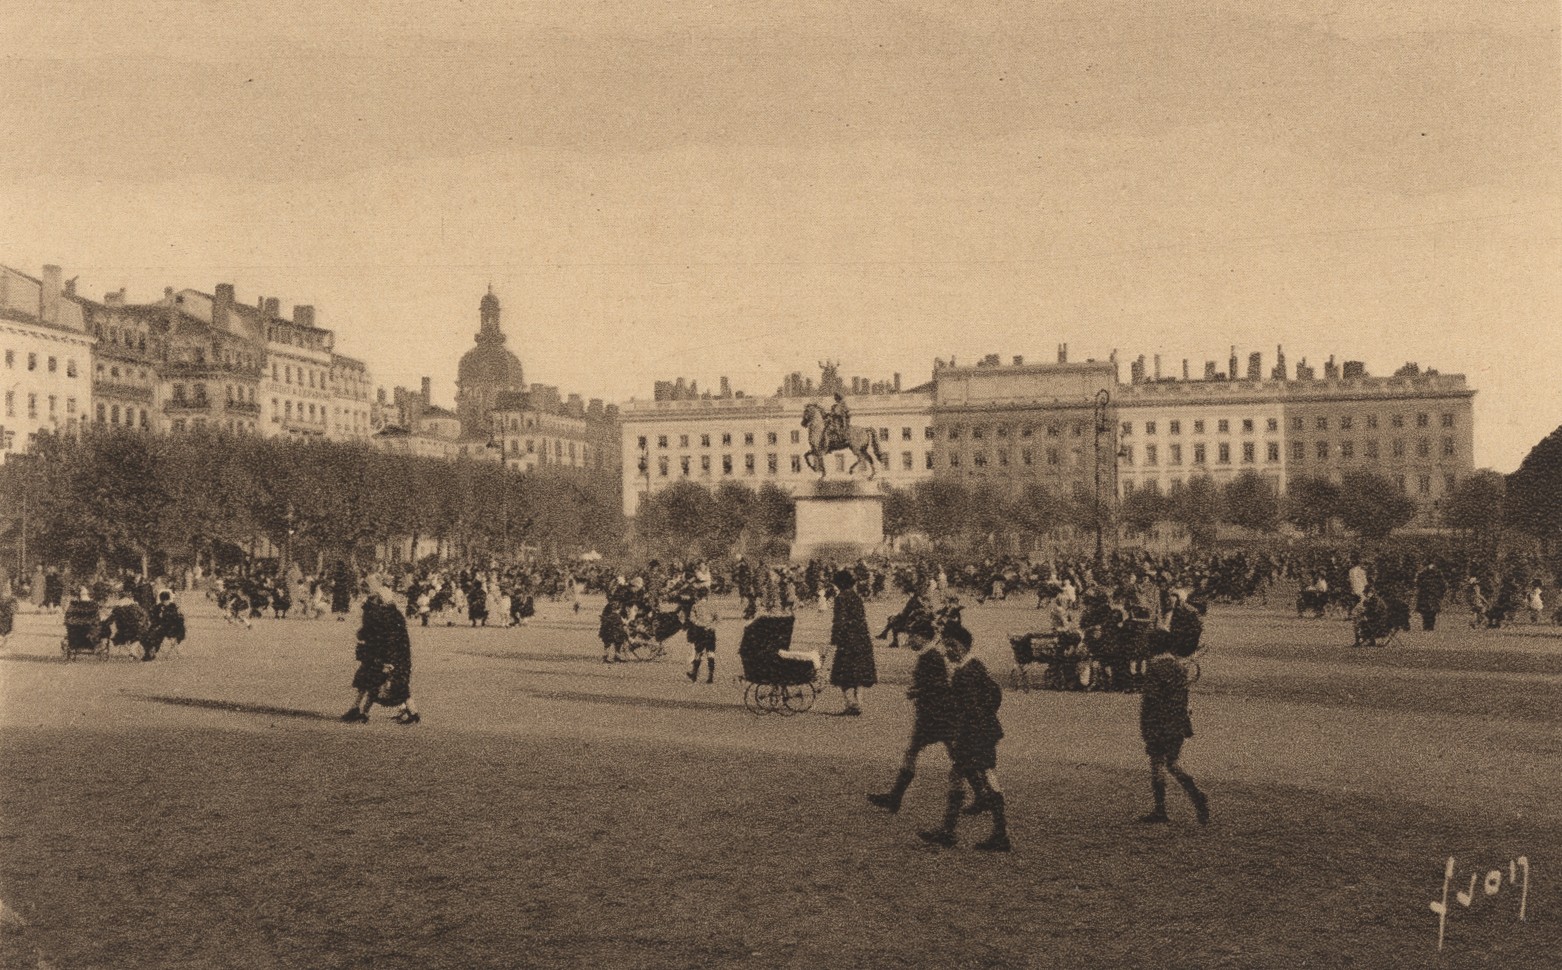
[1,0,1558,966]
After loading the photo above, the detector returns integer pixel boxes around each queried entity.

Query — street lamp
[1093,388,1112,564]
[282,503,296,580]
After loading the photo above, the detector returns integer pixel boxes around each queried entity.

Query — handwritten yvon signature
[1429,856,1529,950]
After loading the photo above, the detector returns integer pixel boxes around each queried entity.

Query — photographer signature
[1429,855,1529,950]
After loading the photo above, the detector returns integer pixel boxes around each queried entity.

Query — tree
[1336,470,1417,538]
[1119,487,1169,538]
[910,480,970,545]
[1222,471,1280,533]
[882,486,915,543]
[1443,469,1506,538]
[1506,426,1562,546]
[1286,476,1339,535]
[1169,476,1221,547]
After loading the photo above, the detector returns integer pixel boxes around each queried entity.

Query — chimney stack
[1229,346,1239,381]
[1204,361,1219,380]
[293,305,315,329]
[40,265,62,325]
[1324,355,1339,380]
[1272,344,1287,381]
[105,288,126,307]
[213,283,235,331]
[263,297,280,320]
[893,372,901,391]
[1013,356,1024,366]
[1181,359,1190,381]
[1247,352,1262,382]
[719,376,731,397]
[421,376,431,403]
[1153,354,1162,380]
[1057,342,1068,364]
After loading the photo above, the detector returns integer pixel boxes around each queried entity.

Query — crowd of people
[6,536,1558,852]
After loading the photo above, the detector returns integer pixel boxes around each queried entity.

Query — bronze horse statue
[801,402,888,479]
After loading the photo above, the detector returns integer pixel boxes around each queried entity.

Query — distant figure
[142,591,187,661]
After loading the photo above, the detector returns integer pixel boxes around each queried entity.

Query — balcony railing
[163,398,211,413]
[92,380,155,403]
[225,400,262,415]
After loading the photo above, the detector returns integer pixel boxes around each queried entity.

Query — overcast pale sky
[3,0,1557,470]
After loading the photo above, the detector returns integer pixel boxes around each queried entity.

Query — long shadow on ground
[132,694,338,721]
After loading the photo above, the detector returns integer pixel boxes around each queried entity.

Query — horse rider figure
[827,393,852,451]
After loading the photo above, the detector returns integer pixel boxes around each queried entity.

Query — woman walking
[829,570,877,715]
[342,583,420,725]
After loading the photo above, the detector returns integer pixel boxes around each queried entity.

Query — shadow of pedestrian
[133,694,338,721]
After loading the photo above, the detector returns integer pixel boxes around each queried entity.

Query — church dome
[457,286,525,389]
[458,342,525,388]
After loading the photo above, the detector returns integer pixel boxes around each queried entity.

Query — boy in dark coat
[868,627,955,812]
[828,570,877,715]
[918,624,1010,852]
[1138,632,1208,825]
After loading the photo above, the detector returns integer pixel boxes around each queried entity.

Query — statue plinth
[790,480,886,562]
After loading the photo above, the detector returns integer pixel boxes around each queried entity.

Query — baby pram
[61,599,108,661]
[737,615,821,715]
[1008,629,1090,692]
[625,606,685,661]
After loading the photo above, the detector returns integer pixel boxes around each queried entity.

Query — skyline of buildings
[3,258,1481,532]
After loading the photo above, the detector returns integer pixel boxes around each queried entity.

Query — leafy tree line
[0,429,625,576]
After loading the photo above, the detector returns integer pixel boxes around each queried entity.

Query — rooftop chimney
[1247,351,1262,382]
[421,376,431,403]
[1181,359,1190,381]
[1204,361,1218,380]
[1229,346,1239,382]
[293,305,315,329]
[104,288,126,307]
[263,297,281,320]
[1272,344,1287,381]
[1057,343,1068,364]
[40,265,62,325]
[1324,355,1339,380]
[213,283,235,331]
[1153,354,1162,380]
[893,372,901,391]
[1012,356,1024,366]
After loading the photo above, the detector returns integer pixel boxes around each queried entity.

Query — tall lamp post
[282,503,296,581]
[1093,388,1112,565]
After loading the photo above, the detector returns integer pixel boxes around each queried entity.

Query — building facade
[617,380,935,516]
[0,265,94,459]
[328,353,374,441]
[1115,349,1476,526]
[490,386,619,473]
[927,354,1119,503]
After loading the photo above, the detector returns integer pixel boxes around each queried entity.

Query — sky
[3,0,1557,471]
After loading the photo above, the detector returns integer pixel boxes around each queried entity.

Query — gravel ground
[0,594,1557,969]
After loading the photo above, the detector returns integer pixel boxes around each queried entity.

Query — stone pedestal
[791,480,886,561]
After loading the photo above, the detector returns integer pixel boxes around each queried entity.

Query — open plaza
[0,592,1556,969]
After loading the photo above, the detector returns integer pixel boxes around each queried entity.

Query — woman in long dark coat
[342,585,419,724]
[829,570,877,715]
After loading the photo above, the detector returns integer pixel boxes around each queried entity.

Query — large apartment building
[617,366,934,515]
[0,265,94,459]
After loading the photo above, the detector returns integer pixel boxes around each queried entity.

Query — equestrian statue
[801,391,887,479]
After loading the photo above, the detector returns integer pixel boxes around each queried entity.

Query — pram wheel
[781,681,818,714]
[627,638,665,662]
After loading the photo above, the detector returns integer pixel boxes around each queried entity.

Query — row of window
[5,350,80,377]
[271,361,330,390]
[640,426,931,450]
[1122,412,1457,436]
[1120,436,1458,467]
[99,362,150,382]
[504,437,584,462]
[5,391,79,420]
[1120,471,1458,498]
[648,451,933,478]
[1291,438,1455,461]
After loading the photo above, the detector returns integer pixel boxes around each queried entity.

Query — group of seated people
[64,588,186,661]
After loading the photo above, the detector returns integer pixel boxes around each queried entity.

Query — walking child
[917,624,1010,851]
[1137,626,1209,825]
